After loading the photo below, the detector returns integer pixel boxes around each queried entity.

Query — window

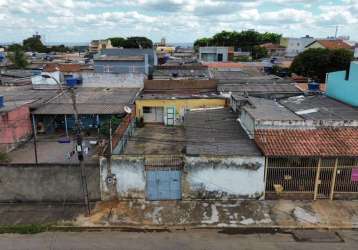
[143,107,152,113]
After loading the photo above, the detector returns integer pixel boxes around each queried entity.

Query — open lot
[8,135,98,164]
[123,124,185,155]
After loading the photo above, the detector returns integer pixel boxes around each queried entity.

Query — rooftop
[221,83,301,96]
[280,95,358,120]
[0,85,59,109]
[94,55,145,61]
[44,64,81,73]
[33,87,139,115]
[255,128,358,157]
[306,40,352,50]
[184,108,261,156]
[242,97,303,121]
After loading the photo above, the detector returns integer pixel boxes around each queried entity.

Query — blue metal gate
[146,170,182,200]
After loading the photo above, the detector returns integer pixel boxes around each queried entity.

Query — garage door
[146,170,182,200]
[143,107,164,123]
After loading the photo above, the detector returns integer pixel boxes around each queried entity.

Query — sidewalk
[72,200,358,229]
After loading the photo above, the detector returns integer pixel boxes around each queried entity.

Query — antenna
[124,105,132,114]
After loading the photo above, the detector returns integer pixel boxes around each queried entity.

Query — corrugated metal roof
[32,87,139,115]
[280,95,358,120]
[185,108,262,156]
[255,128,358,157]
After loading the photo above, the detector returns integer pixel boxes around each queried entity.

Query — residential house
[235,92,358,200]
[89,39,113,53]
[94,48,157,75]
[31,63,82,89]
[199,47,233,62]
[260,43,286,57]
[305,39,353,51]
[255,128,358,200]
[326,62,358,107]
[99,108,265,201]
[31,87,140,135]
[280,36,315,57]
[0,97,32,152]
[135,79,226,125]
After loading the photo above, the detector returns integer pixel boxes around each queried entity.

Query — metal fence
[265,157,358,200]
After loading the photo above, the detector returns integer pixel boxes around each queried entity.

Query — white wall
[100,157,145,200]
[184,156,265,199]
[82,72,145,88]
[354,48,358,58]
[31,71,61,88]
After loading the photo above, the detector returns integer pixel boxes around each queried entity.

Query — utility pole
[41,74,90,216]
[69,88,91,216]
[31,114,38,166]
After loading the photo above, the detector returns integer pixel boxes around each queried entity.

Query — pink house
[0,102,33,152]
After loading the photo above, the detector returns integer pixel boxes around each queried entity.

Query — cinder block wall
[0,164,101,202]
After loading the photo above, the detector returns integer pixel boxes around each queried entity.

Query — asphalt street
[0,229,358,250]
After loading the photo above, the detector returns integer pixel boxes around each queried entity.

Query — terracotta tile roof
[205,62,244,69]
[44,64,81,73]
[260,43,286,49]
[254,128,358,157]
[308,40,352,50]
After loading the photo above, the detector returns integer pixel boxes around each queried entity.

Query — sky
[0,0,357,44]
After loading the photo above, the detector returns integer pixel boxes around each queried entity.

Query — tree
[193,30,282,55]
[23,36,47,52]
[290,48,353,82]
[108,37,126,47]
[193,37,213,50]
[7,48,28,68]
[252,45,268,59]
[7,43,23,52]
[123,37,153,48]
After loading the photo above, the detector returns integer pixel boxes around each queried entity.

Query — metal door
[146,170,181,200]
[166,107,175,126]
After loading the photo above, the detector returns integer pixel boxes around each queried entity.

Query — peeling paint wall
[183,156,265,200]
[100,156,145,200]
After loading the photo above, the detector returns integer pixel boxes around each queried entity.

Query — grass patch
[0,224,51,234]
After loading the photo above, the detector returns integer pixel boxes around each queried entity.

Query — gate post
[314,158,322,200]
[330,158,339,200]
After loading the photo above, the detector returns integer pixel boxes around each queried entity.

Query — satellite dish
[124,105,132,114]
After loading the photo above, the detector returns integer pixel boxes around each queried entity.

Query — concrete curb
[52,224,358,232]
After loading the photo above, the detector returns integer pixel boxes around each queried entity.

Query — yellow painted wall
[136,98,226,122]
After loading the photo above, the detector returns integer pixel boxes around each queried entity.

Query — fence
[265,157,358,200]
[112,113,136,155]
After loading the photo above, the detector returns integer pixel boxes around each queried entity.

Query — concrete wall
[100,155,265,200]
[100,157,145,200]
[183,156,265,200]
[81,72,145,88]
[327,62,358,107]
[94,60,147,74]
[0,164,101,202]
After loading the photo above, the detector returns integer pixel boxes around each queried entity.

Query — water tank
[0,96,4,108]
[66,78,77,88]
[308,82,320,92]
